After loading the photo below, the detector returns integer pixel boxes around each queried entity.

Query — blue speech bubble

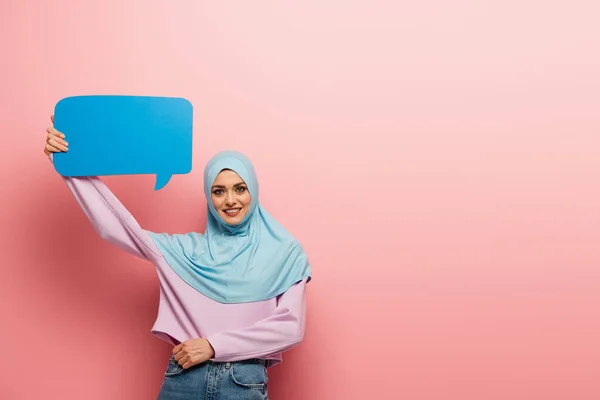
[52,95,193,190]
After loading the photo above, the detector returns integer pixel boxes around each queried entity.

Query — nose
[225,191,236,206]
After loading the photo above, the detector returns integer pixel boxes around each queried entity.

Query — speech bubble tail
[154,174,172,190]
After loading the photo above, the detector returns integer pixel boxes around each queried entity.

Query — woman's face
[211,169,252,225]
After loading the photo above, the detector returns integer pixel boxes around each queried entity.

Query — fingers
[45,114,67,156]
[182,359,195,369]
[47,125,64,138]
[47,135,68,152]
[45,142,63,154]
[173,343,182,354]
[177,355,189,367]
[51,139,68,152]
[46,126,68,151]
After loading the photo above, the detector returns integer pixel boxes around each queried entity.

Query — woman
[44,115,312,399]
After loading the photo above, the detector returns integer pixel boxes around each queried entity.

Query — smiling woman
[211,169,252,225]
[43,116,312,399]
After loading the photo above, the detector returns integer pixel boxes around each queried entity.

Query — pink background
[2,1,599,399]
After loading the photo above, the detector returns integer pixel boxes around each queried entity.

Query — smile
[223,208,242,216]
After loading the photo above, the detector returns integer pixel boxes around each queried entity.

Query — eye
[212,189,224,195]
[236,186,247,193]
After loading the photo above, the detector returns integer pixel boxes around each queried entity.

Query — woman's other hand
[44,115,68,157]
[172,338,216,369]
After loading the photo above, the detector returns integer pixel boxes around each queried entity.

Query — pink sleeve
[49,155,162,262]
[206,279,308,362]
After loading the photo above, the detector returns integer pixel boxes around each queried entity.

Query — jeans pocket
[164,356,186,377]
[229,363,268,390]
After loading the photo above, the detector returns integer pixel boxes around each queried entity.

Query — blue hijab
[148,151,312,304]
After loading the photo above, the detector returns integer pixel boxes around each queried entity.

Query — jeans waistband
[232,358,268,366]
[206,358,268,367]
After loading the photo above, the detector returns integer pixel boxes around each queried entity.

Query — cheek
[211,196,221,209]
[241,193,252,206]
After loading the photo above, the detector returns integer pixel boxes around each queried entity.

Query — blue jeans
[157,355,269,399]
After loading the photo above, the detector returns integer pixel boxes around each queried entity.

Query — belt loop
[225,362,231,369]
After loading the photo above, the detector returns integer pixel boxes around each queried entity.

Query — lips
[223,207,242,217]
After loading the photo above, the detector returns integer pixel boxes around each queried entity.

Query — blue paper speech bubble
[52,95,193,190]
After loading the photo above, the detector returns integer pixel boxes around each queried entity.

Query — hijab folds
[149,151,312,303]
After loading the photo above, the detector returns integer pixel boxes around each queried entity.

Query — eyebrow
[211,182,246,189]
